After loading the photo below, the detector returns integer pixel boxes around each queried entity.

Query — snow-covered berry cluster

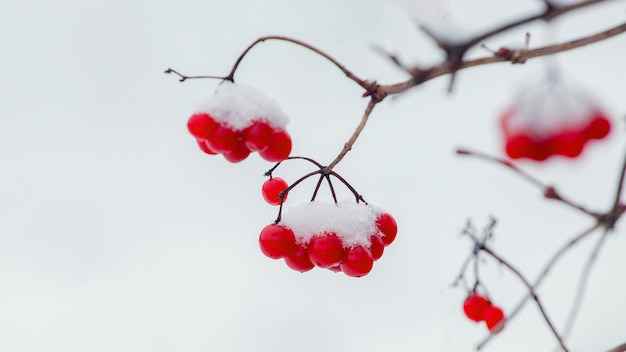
[463,293,506,333]
[500,75,611,161]
[187,81,292,162]
[258,202,397,277]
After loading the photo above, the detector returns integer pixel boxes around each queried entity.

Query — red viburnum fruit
[499,78,612,162]
[206,124,239,154]
[196,139,218,155]
[243,120,273,152]
[463,294,491,322]
[259,224,296,260]
[187,113,218,140]
[223,140,251,163]
[327,265,342,273]
[262,177,289,205]
[376,212,397,246]
[484,305,505,332]
[308,233,344,268]
[259,129,292,162]
[369,235,384,261]
[284,243,315,273]
[583,111,611,139]
[340,245,374,277]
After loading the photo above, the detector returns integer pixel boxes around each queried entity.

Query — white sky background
[1,0,625,351]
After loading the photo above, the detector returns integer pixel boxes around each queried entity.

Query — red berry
[484,305,506,332]
[463,294,490,322]
[340,246,374,277]
[206,124,239,154]
[504,134,535,159]
[369,235,384,260]
[261,178,289,205]
[243,120,273,151]
[187,113,218,140]
[284,244,315,273]
[196,139,218,155]
[259,129,292,162]
[376,213,397,246]
[584,112,611,139]
[327,265,342,273]
[308,233,344,268]
[223,140,251,163]
[259,224,296,259]
[553,130,584,158]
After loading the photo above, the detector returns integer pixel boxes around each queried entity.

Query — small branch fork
[264,156,367,224]
[455,142,626,351]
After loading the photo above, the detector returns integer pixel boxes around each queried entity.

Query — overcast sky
[1,1,626,351]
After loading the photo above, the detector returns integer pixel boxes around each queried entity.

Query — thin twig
[560,228,611,343]
[382,22,626,96]
[456,148,601,219]
[164,68,228,82]
[324,97,381,173]
[611,142,626,210]
[226,35,370,90]
[480,246,569,352]
[476,223,601,350]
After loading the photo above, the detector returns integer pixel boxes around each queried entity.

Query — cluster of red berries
[501,108,611,161]
[462,293,505,333]
[188,113,292,163]
[258,210,397,277]
[185,81,292,163]
[500,76,611,161]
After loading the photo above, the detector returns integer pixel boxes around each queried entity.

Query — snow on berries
[258,201,397,277]
[187,81,292,162]
[500,73,611,161]
[462,293,506,333]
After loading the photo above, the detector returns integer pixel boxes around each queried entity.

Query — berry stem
[328,171,367,204]
[325,175,338,204]
[310,174,325,202]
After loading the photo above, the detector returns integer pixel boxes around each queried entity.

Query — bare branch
[561,229,611,343]
[612,143,626,210]
[476,223,602,350]
[164,68,227,82]
[456,148,601,219]
[381,22,626,96]
[324,97,382,173]
[226,35,371,90]
[480,246,569,352]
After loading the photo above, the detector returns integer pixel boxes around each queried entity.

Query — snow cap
[196,81,290,131]
[279,201,385,247]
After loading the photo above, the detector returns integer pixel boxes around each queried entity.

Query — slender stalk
[325,98,381,173]
[481,246,570,352]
